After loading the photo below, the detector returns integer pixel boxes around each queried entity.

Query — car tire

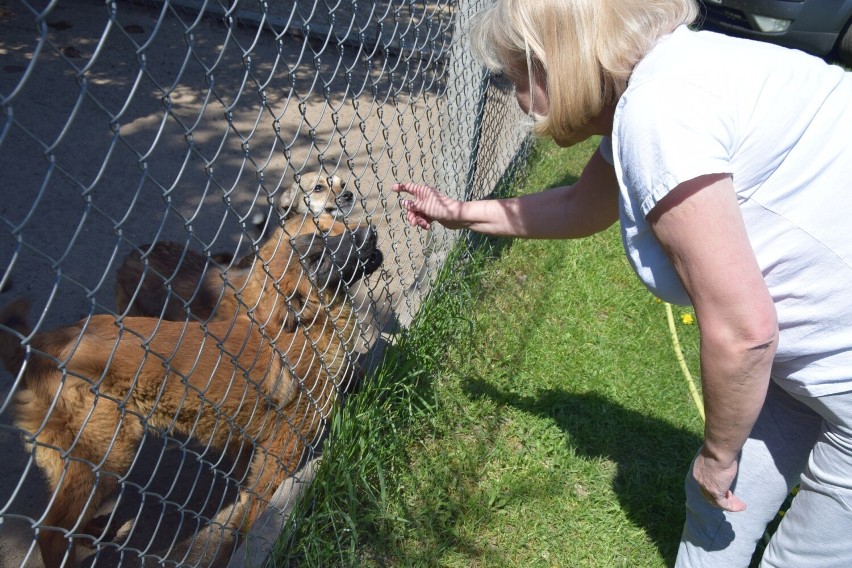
[839,18,852,67]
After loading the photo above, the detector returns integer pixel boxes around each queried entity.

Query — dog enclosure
[0,0,529,565]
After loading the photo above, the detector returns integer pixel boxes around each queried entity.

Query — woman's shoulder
[630,25,839,95]
[618,25,828,129]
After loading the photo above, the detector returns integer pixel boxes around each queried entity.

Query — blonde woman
[394,0,852,566]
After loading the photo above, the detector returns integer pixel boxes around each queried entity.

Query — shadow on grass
[463,378,702,566]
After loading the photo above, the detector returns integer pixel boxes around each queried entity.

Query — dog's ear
[276,183,300,218]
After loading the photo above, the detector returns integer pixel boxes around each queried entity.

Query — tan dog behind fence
[250,172,356,235]
[0,218,383,568]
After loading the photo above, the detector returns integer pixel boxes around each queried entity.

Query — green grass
[274,137,706,567]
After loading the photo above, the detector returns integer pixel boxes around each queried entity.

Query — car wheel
[839,18,852,67]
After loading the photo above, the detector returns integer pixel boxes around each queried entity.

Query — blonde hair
[470,0,700,143]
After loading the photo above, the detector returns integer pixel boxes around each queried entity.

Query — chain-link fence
[0,0,529,565]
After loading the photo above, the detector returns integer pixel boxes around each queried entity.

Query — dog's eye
[313,185,324,193]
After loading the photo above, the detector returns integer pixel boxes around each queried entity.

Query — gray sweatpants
[676,380,852,567]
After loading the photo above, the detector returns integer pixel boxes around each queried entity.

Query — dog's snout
[336,190,356,209]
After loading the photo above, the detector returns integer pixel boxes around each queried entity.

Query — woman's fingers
[394,182,440,229]
[408,209,433,229]
[392,182,431,197]
[393,181,466,231]
[700,485,747,513]
[718,491,747,513]
[693,450,747,513]
[399,196,433,229]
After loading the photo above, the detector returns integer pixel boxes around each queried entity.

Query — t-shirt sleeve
[615,81,735,218]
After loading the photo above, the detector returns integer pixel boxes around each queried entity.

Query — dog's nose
[338,190,354,202]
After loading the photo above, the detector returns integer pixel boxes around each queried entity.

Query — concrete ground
[0,0,525,565]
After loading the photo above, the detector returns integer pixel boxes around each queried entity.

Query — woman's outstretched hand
[392,182,466,230]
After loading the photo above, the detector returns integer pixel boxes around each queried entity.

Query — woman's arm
[649,173,778,512]
[393,147,619,239]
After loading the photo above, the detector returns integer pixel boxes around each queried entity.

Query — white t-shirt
[601,26,852,396]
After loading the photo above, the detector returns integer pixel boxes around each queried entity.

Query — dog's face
[278,173,356,219]
[291,224,382,292]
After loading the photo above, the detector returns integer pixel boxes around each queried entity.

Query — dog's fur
[251,172,355,234]
[0,219,382,567]
[115,213,359,323]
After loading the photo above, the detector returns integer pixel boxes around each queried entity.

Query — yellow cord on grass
[664,302,705,423]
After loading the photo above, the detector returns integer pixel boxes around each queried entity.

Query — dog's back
[115,241,226,321]
[115,214,351,324]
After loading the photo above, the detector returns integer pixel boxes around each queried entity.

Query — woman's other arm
[649,173,778,512]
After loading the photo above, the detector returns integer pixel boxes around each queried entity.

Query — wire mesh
[0,0,529,565]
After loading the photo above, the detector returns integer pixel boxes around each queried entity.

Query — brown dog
[115,213,357,322]
[0,220,382,567]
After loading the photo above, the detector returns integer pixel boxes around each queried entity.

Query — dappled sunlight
[0,0,528,565]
